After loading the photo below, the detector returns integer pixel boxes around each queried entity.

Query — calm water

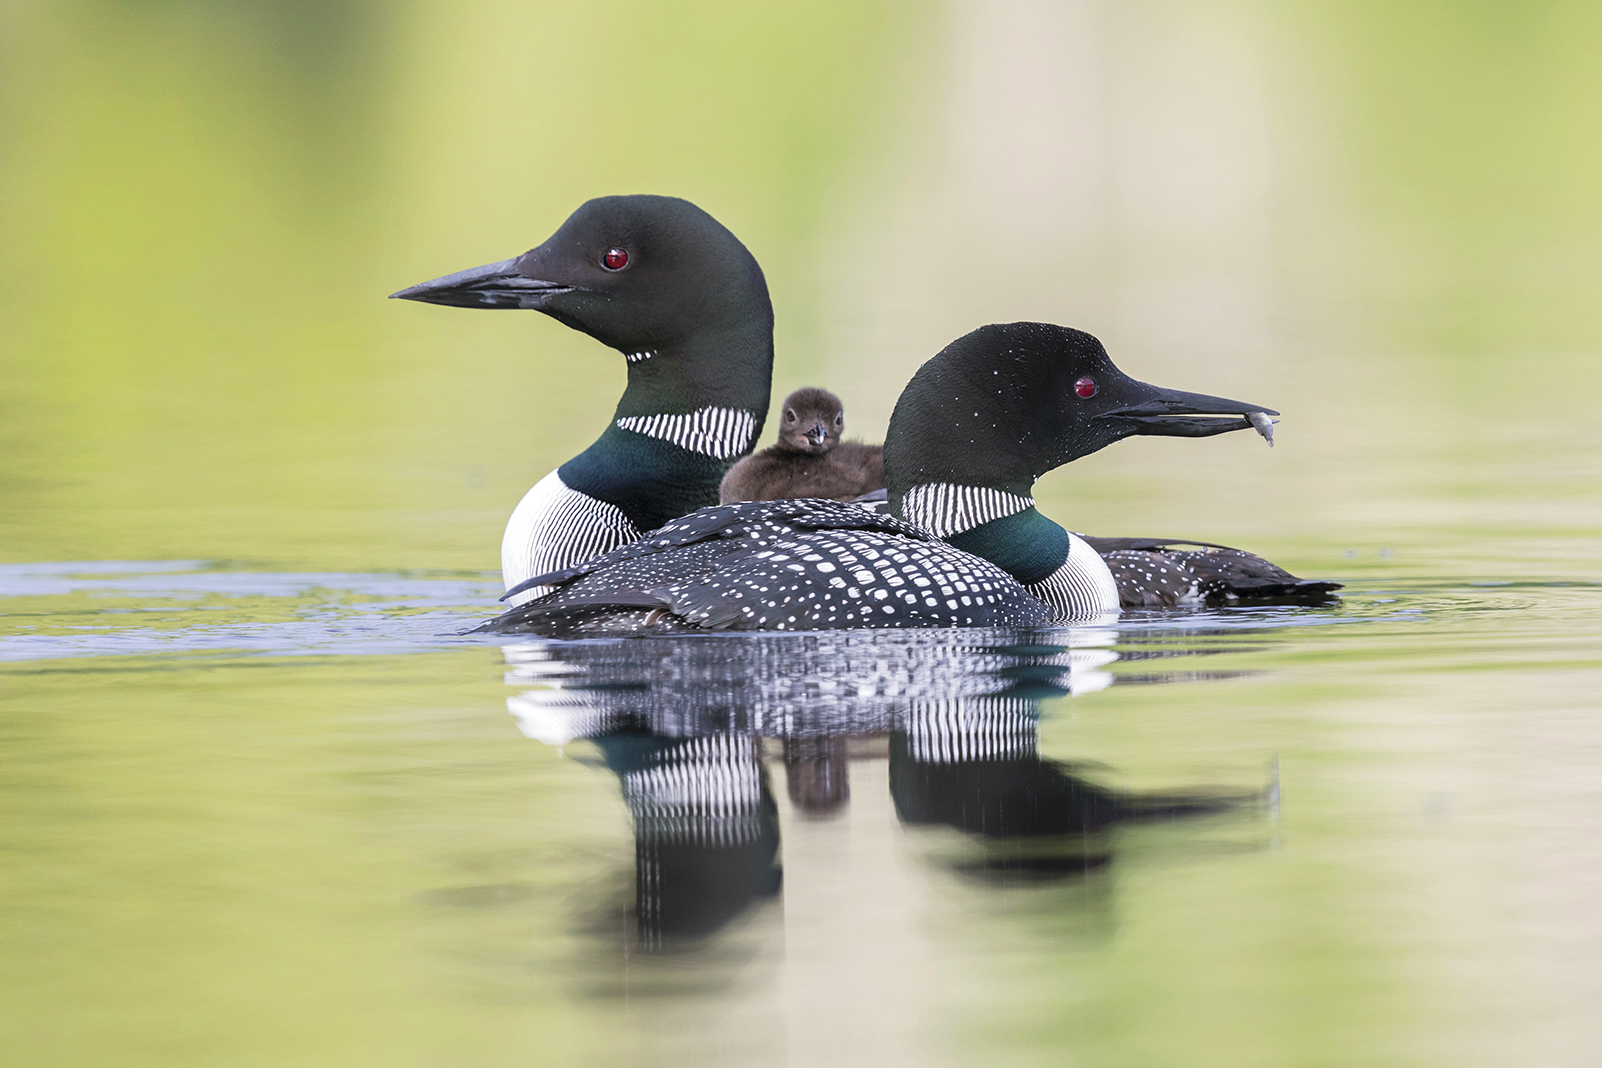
[4,556,1600,1066]
[5,1,1602,1065]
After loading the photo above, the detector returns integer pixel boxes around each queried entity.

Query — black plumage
[1079,536,1343,608]
[719,388,884,504]
[479,499,1050,637]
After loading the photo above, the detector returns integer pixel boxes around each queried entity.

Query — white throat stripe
[616,406,758,459]
[901,483,1033,538]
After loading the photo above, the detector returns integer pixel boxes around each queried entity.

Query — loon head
[390,195,774,359]
[775,388,844,455]
[884,322,1278,511]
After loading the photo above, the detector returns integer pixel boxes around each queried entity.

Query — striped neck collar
[615,406,760,460]
[900,482,1034,539]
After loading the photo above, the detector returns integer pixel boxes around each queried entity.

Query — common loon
[884,324,1340,610]
[719,388,884,503]
[391,195,773,605]
[477,322,1290,636]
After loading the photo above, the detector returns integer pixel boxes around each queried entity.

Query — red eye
[602,247,629,271]
[1074,376,1097,398]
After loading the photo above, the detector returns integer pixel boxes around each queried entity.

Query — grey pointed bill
[1098,384,1280,443]
[389,257,574,309]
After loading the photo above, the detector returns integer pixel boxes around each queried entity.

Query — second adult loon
[479,322,1306,636]
[391,195,773,605]
[883,325,1339,610]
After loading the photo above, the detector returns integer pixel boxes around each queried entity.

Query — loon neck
[558,321,772,531]
[612,320,772,418]
[946,508,1071,586]
[899,482,1070,585]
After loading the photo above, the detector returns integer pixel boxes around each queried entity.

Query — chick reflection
[783,735,849,817]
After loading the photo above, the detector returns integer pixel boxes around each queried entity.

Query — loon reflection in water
[504,630,1267,950]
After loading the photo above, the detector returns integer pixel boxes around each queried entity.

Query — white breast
[500,470,643,606]
[1024,532,1121,623]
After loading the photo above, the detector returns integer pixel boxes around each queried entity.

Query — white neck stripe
[615,406,759,460]
[901,483,1033,539]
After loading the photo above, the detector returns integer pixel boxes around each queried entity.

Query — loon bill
[392,195,774,606]
[475,322,1338,637]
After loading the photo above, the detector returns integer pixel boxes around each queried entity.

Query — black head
[390,195,773,355]
[884,322,1277,504]
[775,387,844,455]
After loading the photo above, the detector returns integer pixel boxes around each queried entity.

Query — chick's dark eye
[1074,376,1097,399]
[784,409,797,422]
[834,414,842,426]
[602,248,629,271]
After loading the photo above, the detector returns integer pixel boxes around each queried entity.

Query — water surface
[5,558,1600,1066]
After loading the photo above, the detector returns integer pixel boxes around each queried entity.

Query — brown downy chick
[719,388,885,503]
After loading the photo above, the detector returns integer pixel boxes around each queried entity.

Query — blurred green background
[4,6,1602,1067]
[4,0,1597,574]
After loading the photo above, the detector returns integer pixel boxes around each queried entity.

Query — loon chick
[719,388,884,504]
[477,322,1281,637]
[391,195,773,604]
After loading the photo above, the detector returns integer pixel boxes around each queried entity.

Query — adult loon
[719,388,884,503]
[478,322,1304,636]
[883,324,1340,610]
[391,195,773,605]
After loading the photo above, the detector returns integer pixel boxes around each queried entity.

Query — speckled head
[883,322,1279,510]
[775,388,844,455]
